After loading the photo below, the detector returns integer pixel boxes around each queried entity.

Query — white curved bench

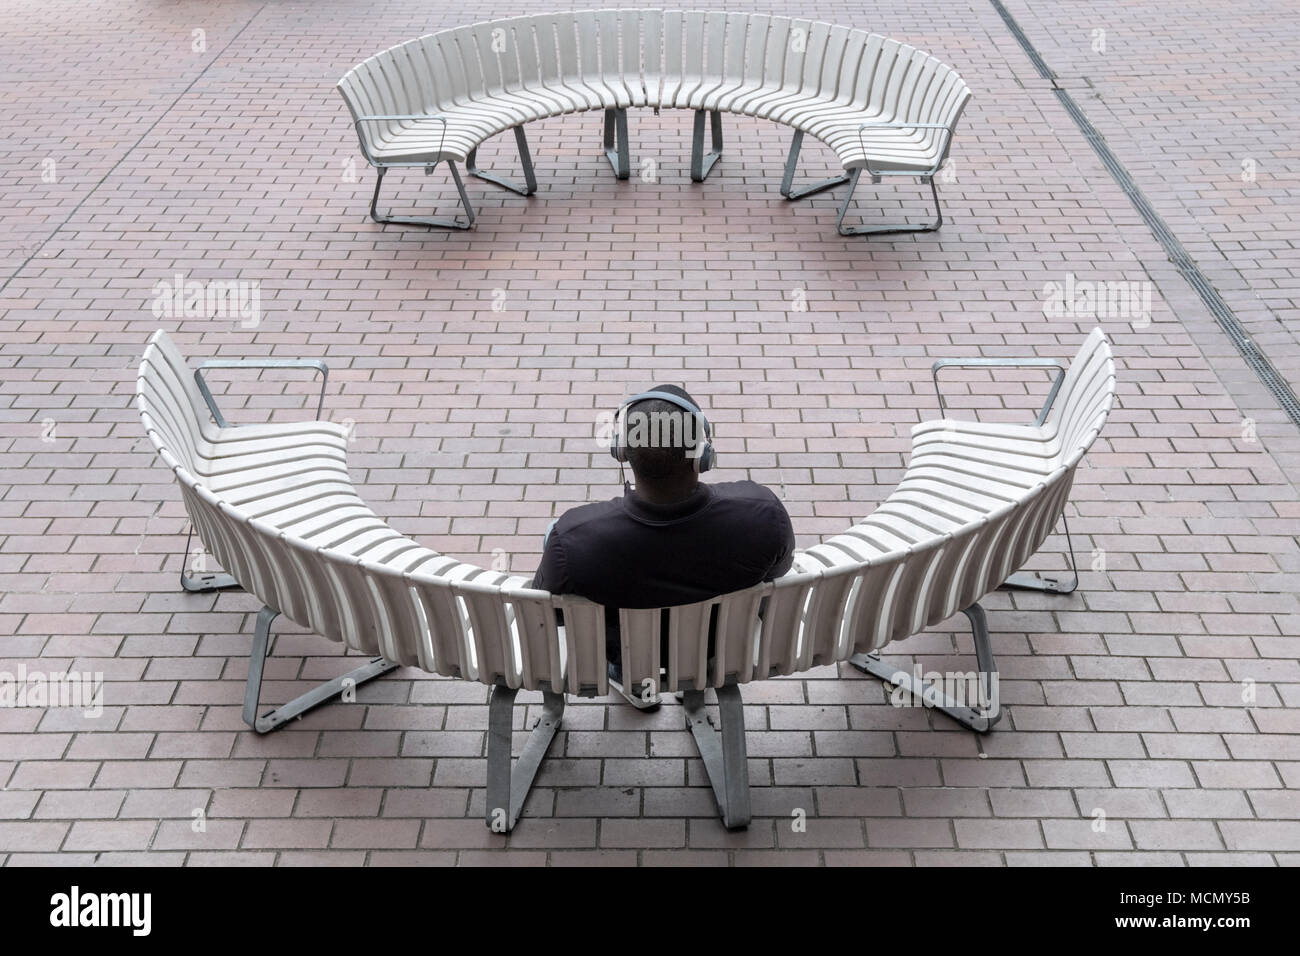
[138,328,1113,832]
[337,10,971,235]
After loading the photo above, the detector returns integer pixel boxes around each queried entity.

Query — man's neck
[631,475,700,506]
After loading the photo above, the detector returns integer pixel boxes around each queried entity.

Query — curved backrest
[425,31,473,108]
[137,330,215,479]
[337,46,419,148]
[899,53,971,163]
[826,29,870,107]
[616,579,773,693]
[793,330,1115,656]
[1043,328,1116,466]
[338,11,969,165]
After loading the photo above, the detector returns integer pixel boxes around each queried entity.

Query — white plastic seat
[337,11,972,232]
[139,329,1112,833]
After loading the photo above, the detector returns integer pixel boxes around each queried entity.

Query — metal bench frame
[353,115,537,230]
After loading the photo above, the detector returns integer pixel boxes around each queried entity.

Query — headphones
[609,390,715,474]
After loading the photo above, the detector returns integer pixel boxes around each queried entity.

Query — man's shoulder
[551,496,625,536]
[709,479,788,510]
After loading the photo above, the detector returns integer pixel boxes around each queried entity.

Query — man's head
[616,384,712,489]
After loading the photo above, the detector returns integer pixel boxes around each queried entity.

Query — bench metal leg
[1001,513,1080,595]
[466,125,538,196]
[849,602,1002,733]
[683,684,751,829]
[369,162,475,230]
[242,606,398,734]
[486,685,565,833]
[603,107,630,180]
[690,109,723,182]
[182,569,239,592]
[178,528,239,595]
[179,525,239,593]
[780,129,851,199]
[836,168,945,236]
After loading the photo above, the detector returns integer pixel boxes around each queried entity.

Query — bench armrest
[857,121,954,179]
[931,357,1067,426]
[353,114,446,166]
[194,358,329,428]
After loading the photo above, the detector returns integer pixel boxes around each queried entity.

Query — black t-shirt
[530,481,795,660]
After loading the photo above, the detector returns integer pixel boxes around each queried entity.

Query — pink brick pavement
[0,0,1297,865]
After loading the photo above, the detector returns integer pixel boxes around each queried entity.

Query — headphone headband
[618,390,711,432]
[610,389,715,472]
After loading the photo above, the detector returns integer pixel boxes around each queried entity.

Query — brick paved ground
[1004,0,1300,405]
[0,0,1297,865]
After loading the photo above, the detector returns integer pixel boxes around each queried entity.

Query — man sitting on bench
[531,386,795,710]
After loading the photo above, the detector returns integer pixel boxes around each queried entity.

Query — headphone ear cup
[696,443,715,473]
[693,415,714,472]
[609,406,627,462]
